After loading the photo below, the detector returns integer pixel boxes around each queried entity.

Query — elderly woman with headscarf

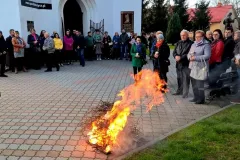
[152,34,170,86]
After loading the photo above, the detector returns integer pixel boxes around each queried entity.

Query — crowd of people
[170,28,240,104]
[0,27,239,104]
[0,28,149,76]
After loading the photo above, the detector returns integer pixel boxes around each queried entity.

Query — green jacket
[130,43,146,67]
[85,36,94,47]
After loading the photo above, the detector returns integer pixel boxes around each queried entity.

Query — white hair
[181,29,189,36]
[156,31,163,35]
[44,32,49,37]
[206,30,213,34]
[235,30,240,38]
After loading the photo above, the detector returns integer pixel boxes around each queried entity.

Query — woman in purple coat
[63,30,74,65]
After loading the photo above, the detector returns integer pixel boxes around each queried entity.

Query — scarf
[32,33,37,41]
[155,40,164,48]
[195,39,204,47]
[136,43,142,54]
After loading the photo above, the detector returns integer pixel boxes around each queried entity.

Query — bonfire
[87,69,167,154]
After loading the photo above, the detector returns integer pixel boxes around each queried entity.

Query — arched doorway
[63,0,83,33]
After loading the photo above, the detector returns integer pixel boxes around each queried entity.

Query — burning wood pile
[85,69,167,154]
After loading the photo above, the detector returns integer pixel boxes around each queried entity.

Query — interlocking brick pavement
[0,56,225,159]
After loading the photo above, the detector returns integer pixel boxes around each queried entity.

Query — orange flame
[87,69,167,152]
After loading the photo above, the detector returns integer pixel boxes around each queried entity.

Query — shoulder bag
[190,57,208,80]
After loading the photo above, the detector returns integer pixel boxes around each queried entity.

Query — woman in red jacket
[210,29,224,67]
[209,29,225,87]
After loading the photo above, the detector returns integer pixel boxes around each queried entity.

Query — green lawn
[125,105,240,160]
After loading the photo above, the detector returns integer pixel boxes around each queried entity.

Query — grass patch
[125,105,240,160]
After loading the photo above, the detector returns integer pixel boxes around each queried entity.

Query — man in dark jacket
[6,29,15,72]
[0,31,8,77]
[74,31,85,67]
[222,28,235,71]
[27,28,41,70]
[230,30,240,104]
[141,32,148,47]
[173,30,193,98]
[120,29,129,60]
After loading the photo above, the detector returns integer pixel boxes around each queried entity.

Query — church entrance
[63,0,83,33]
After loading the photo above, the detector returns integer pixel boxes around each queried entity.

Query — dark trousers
[103,45,110,59]
[176,67,191,96]
[85,46,94,60]
[0,55,6,75]
[55,50,62,64]
[133,66,142,81]
[46,53,59,71]
[112,48,120,59]
[65,50,73,63]
[209,63,223,87]
[154,68,168,82]
[133,67,142,75]
[14,57,25,70]
[7,51,14,71]
[191,77,205,102]
[77,49,85,66]
[120,44,128,59]
[31,48,41,69]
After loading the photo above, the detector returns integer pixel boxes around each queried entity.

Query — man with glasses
[172,30,193,98]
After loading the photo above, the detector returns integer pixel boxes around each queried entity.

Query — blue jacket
[151,40,157,56]
[27,34,40,48]
[113,35,120,48]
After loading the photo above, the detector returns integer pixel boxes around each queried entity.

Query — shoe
[99,58,102,61]
[45,70,52,72]
[15,69,18,74]
[182,95,188,98]
[195,101,205,104]
[172,92,183,96]
[189,99,197,102]
[0,74,8,77]
[56,67,60,71]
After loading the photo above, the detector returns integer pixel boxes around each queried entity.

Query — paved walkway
[0,56,226,160]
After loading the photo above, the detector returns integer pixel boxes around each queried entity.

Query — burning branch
[87,69,167,154]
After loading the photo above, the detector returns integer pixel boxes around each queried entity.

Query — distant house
[187,3,239,33]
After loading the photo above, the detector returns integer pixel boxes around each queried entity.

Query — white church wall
[18,1,60,47]
[113,0,142,35]
[95,0,142,36]
[94,0,114,36]
[0,0,142,42]
[0,0,22,37]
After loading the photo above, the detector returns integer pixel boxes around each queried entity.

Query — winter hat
[158,34,164,40]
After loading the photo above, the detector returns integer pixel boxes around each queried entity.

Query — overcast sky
[170,0,201,8]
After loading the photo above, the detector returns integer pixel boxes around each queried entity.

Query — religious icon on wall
[27,21,34,32]
[121,11,134,32]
